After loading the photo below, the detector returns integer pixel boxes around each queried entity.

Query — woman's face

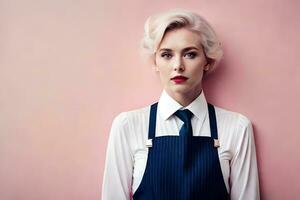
[154,28,209,99]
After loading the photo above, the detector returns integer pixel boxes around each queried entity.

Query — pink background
[1,0,299,199]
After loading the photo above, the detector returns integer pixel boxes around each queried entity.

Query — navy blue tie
[175,109,193,137]
[175,109,193,169]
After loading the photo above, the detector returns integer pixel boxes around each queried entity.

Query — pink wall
[1,0,299,199]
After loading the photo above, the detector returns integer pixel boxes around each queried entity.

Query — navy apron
[133,102,229,200]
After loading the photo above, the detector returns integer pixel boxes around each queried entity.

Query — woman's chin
[165,84,202,97]
[166,85,192,95]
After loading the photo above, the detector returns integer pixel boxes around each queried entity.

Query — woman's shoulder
[213,104,252,131]
[213,105,254,152]
[116,104,150,118]
[111,104,152,128]
[109,104,153,146]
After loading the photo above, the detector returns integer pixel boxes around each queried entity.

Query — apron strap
[148,102,158,139]
[208,103,219,139]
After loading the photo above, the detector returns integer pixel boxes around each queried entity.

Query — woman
[102,8,260,200]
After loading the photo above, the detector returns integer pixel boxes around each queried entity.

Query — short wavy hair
[140,8,223,74]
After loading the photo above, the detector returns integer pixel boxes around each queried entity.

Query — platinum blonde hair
[140,8,223,73]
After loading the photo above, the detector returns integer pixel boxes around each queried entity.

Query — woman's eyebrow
[159,48,172,52]
[182,46,200,51]
[159,46,200,52]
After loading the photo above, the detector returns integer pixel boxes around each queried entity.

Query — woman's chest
[131,142,232,194]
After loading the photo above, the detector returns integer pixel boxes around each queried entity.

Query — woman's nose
[173,56,184,71]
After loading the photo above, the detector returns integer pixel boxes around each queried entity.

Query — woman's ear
[204,58,215,72]
[204,63,210,71]
[153,53,159,72]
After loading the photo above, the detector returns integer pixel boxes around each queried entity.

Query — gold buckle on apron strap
[214,139,220,148]
[145,139,152,148]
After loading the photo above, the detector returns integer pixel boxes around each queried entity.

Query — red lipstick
[171,75,188,84]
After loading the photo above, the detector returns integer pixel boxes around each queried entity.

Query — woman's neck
[165,88,203,107]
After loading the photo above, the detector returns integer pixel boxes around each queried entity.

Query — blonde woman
[102,8,260,200]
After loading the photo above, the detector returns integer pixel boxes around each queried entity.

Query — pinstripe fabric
[133,102,229,200]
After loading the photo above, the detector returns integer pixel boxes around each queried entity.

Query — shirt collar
[157,89,208,122]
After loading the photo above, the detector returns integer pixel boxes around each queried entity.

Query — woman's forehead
[158,28,202,51]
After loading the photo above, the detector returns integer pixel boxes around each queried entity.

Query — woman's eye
[185,52,197,59]
[161,53,172,59]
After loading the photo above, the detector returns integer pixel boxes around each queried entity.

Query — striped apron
[133,102,229,200]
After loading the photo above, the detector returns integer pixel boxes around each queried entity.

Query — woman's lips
[171,75,188,84]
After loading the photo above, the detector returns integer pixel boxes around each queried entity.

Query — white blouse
[102,90,260,200]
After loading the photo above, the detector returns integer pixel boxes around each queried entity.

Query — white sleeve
[102,112,133,200]
[230,115,260,200]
